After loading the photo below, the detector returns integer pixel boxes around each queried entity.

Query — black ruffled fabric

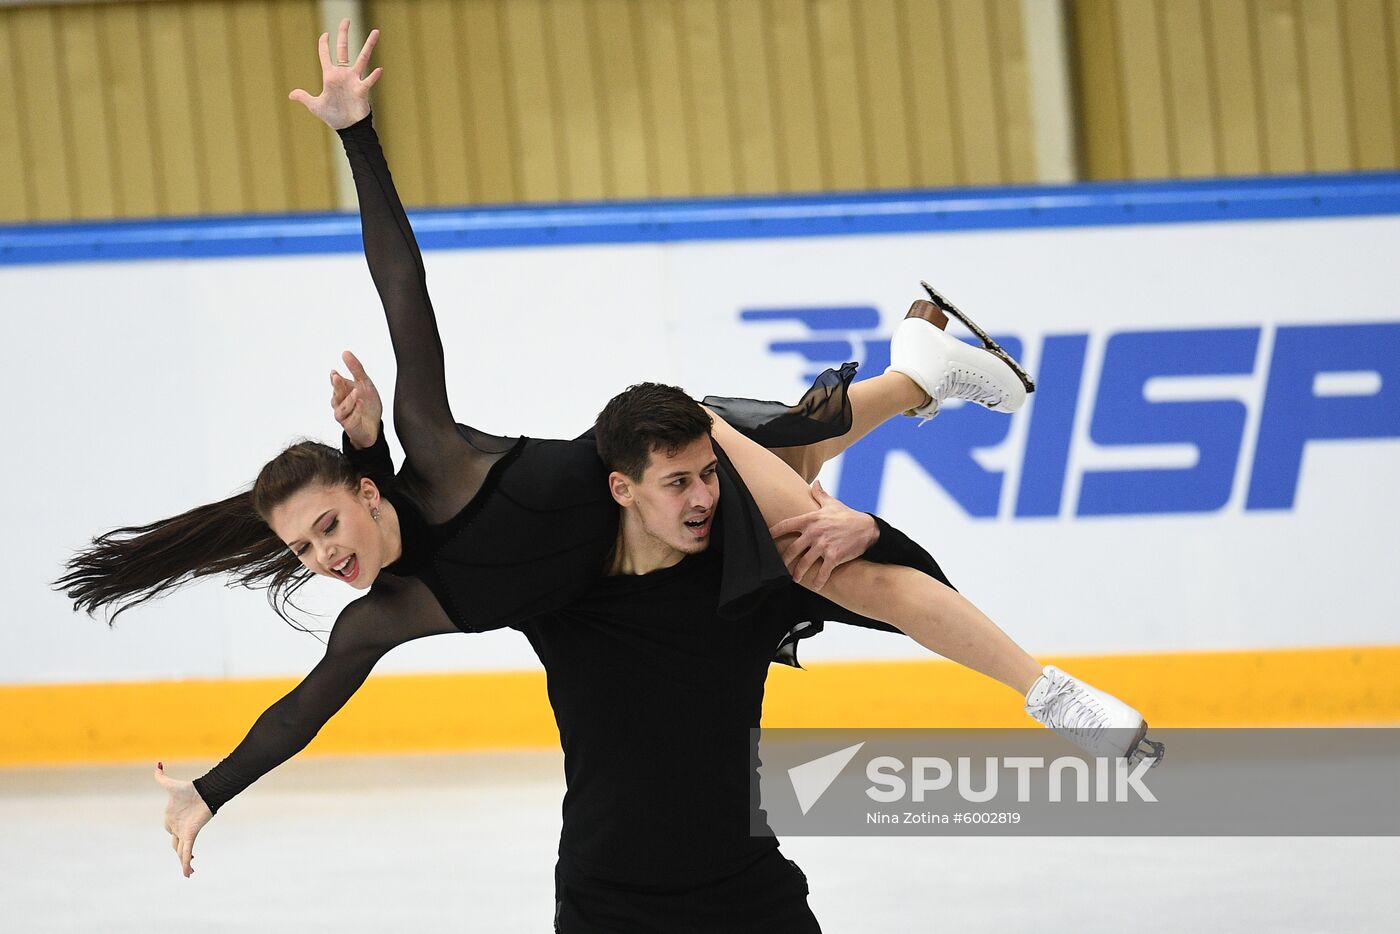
[702,362,857,448]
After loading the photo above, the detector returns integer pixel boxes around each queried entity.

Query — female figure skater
[58,22,1156,881]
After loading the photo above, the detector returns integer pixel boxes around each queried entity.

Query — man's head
[595,383,719,562]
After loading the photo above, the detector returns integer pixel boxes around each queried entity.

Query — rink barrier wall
[3,645,1398,766]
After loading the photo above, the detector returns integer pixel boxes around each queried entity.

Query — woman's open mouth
[331,554,360,583]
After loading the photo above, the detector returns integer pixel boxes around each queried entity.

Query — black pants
[554,848,821,933]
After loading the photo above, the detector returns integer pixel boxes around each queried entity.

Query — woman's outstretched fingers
[154,761,211,878]
[179,832,195,877]
[290,22,380,128]
[342,351,364,379]
[354,28,380,73]
[331,370,351,405]
[336,17,351,65]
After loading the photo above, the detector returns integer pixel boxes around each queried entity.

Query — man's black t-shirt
[518,545,785,886]
[516,516,944,888]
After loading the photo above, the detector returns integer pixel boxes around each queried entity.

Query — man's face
[619,434,720,558]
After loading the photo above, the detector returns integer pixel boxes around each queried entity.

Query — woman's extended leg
[773,372,926,483]
[709,411,1041,694]
[710,410,1163,764]
[770,295,1029,483]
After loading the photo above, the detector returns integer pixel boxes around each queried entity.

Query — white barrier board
[4,212,1397,683]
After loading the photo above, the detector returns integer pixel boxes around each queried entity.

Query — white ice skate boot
[885,281,1035,422]
[1024,665,1165,767]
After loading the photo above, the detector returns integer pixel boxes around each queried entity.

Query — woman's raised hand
[154,762,213,878]
[288,18,382,130]
[332,350,384,450]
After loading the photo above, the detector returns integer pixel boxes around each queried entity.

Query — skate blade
[920,279,1037,395]
[1127,723,1166,769]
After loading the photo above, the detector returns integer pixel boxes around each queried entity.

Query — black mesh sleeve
[336,114,508,523]
[190,582,457,813]
[336,116,455,453]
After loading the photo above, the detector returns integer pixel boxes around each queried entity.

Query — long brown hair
[56,441,365,628]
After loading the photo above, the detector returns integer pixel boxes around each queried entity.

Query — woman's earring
[371,507,381,521]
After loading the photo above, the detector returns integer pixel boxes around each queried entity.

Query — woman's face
[268,480,386,589]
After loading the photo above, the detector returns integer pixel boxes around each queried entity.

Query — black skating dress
[192,114,954,814]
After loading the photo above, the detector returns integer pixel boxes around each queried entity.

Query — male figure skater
[520,382,932,932]
[339,365,1154,931]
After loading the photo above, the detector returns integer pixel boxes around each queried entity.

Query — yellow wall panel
[1077,0,1400,181]
[0,14,33,221]
[725,0,781,194]
[12,6,74,220]
[1341,0,1398,169]
[502,0,565,201]
[367,2,434,207]
[1114,0,1172,177]
[634,0,690,195]
[677,0,737,195]
[1254,0,1308,173]
[857,0,914,189]
[273,1,335,213]
[901,0,961,186]
[460,0,519,205]
[96,4,160,218]
[1392,0,1400,166]
[3,0,1052,219]
[145,3,204,214]
[991,0,1034,183]
[1202,0,1264,175]
[812,0,869,189]
[230,1,293,214]
[1072,0,1128,180]
[946,0,1002,184]
[767,0,824,191]
[59,7,116,218]
[187,2,248,212]
[549,0,609,200]
[399,2,442,199]
[10,0,1398,222]
[1299,0,1354,171]
[637,0,693,196]
[591,0,651,199]
[1160,0,1219,177]
[416,0,475,205]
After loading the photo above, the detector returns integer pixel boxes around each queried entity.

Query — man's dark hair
[595,383,713,480]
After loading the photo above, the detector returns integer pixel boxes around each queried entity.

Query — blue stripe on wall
[2,172,1398,266]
